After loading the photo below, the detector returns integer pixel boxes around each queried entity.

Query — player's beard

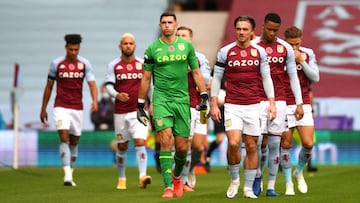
[122,50,134,57]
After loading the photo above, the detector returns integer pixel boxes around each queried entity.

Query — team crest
[56,120,63,127]
[251,49,258,57]
[116,134,123,141]
[301,53,307,61]
[136,62,142,70]
[168,45,175,52]
[225,119,231,127]
[178,43,185,51]
[277,45,284,53]
[156,117,164,127]
[77,63,84,70]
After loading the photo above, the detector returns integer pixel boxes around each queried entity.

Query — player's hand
[137,102,149,126]
[295,104,304,121]
[196,92,209,111]
[40,110,48,124]
[268,103,277,121]
[91,101,98,112]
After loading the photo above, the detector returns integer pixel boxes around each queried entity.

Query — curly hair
[64,34,82,45]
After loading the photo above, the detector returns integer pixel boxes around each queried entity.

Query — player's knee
[302,142,313,149]
[281,139,292,149]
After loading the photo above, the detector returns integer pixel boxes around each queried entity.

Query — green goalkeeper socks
[160,151,173,188]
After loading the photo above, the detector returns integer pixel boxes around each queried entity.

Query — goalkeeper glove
[137,101,149,126]
[196,92,209,111]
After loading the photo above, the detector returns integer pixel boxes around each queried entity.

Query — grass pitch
[0,165,359,203]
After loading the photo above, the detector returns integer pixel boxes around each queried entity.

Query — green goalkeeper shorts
[153,102,190,137]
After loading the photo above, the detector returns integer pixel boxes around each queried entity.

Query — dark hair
[160,12,177,22]
[264,12,281,24]
[64,34,82,45]
[177,26,193,37]
[284,26,302,39]
[233,15,256,30]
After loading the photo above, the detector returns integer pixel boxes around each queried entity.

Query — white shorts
[190,107,208,138]
[260,100,287,135]
[53,107,83,136]
[286,104,314,128]
[114,111,148,143]
[224,103,261,136]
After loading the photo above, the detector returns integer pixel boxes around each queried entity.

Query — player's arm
[88,80,98,112]
[287,49,304,120]
[40,78,54,123]
[192,68,209,113]
[191,68,207,93]
[299,49,320,83]
[189,45,208,112]
[286,48,304,106]
[210,49,226,123]
[138,70,152,100]
[84,61,98,112]
[260,56,276,121]
[198,54,212,86]
[137,70,152,125]
[40,62,57,124]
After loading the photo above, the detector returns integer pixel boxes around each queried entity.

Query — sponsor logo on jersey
[228,59,260,67]
[178,43,185,51]
[77,63,84,70]
[59,71,84,78]
[156,54,187,63]
[136,62,142,70]
[251,49,258,57]
[296,63,303,70]
[277,45,284,53]
[116,72,143,80]
[267,56,285,64]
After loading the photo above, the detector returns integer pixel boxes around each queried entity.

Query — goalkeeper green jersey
[144,37,199,104]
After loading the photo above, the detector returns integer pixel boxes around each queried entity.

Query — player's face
[159,16,177,37]
[65,44,80,61]
[235,20,254,45]
[120,36,135,57]
[285,37,302,51]
[262,21,280,43]
[176,29,192,41]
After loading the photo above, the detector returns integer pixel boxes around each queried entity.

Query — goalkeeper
[136,12,208,199]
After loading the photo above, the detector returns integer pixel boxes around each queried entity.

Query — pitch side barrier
[0,130,359,167]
